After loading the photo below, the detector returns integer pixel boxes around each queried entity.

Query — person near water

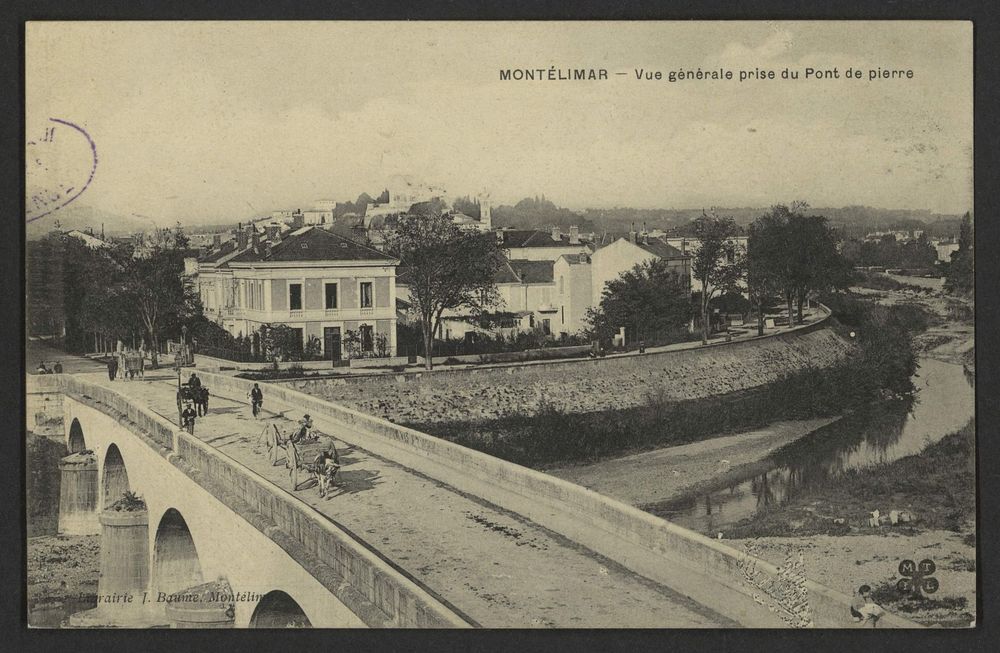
[291,414,313,443]
[851,585,884,627]
[53,361,63,374]
[181,403,197,435]
[248,383,263,418]
[35,361,49,374]
[107,357,118,381]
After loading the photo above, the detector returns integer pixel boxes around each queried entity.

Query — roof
[197,239,239,264]
[595,235,688,259]
[558,253,591,265]
[499,230,581,249]
[228,227,395,264]
[500,259,554,284]
[635,238,687,259]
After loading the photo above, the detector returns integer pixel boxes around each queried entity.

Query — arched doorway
[102,444,130,509]
[249,590,312,628]
[152,508,204,598]
[68,418,86,454]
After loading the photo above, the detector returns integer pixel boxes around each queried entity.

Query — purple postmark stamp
[25,117,98,223]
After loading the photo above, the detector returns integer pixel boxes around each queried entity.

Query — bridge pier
[70,508,167,627]
[57,452,99,536]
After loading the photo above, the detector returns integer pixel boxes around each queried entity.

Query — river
[649,357,975,534]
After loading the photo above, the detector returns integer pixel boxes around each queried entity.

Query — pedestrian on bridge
[181,403,197,435]
[248,383,263,419]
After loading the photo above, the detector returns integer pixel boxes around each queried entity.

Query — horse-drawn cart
[258,423,337,492]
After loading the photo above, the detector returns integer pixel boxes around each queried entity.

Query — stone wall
[283,325,854,424]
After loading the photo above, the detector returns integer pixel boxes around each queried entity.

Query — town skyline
[26,21,972,228]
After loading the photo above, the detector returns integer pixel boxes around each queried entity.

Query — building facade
[197,226,398,359]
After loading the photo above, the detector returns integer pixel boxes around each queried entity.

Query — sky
[26,21,973,227]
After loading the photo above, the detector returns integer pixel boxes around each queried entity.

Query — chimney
[236,229,249,250]
[569,225,580,244]
[681,238,688,254]
[251,229,261,249]
[291,211,305,229]
[628,222,637,244]
[212,234,222,248]
[551,225,561,242]
[266,225,280,241]
[264,241,273,259]
[642,222,649,245]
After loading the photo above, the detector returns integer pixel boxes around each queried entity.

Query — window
[541,318,551,335]
[559,275,564,294]
[360,282,373,308]
[325,283,338,309]
[360,325,374,352]
[289,283,303,310]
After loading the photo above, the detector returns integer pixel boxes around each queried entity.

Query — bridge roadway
[79,371,733,628]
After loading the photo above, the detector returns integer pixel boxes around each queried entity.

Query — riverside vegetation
[407,293,930,469]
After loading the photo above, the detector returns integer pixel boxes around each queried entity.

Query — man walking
[107,357,118,381]
[248,383,263,419]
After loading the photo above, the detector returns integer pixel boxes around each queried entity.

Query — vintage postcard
[25,21,974,629]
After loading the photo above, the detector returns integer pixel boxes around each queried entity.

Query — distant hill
[26,205,151,240]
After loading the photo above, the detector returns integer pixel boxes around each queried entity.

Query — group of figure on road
[180,372,210,433]
[34,360,63,374]
[106,350,145,381]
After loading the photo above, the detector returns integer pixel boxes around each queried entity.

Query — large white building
[197,226,399,359]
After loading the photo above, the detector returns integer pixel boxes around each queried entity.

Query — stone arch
[152,508,204,598]
[68,418,86,454]
[102,444,130,509]
[249,590,312,628]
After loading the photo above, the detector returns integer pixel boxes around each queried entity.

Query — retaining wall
[283,323,854,424]
[194,369,919,628]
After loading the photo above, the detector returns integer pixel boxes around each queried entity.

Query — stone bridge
[27,369,918,629]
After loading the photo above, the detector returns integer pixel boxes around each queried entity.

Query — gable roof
[499,229,582,249]
[197,239,239,264]
[502,259,554,284]
[228,226,395,264]
[635,238,687,259]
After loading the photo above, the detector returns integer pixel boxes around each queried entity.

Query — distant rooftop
[228,226,395,264]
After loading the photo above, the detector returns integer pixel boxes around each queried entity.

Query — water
[650,358,975,534]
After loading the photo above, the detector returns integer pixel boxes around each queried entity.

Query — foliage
[110,490,146,512]
[585,258,692,345]
[748,204,851,327]
[840,233,938,270]
[381,210,504,369]
[691,212,744,344]
[944,212,974,295]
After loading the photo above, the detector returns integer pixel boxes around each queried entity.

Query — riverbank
[27,534,100,627]
[718,419,975,539]
[726,531,975,628]
[547,416,840,506]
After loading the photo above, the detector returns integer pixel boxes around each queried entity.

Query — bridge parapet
[28,373,471,629]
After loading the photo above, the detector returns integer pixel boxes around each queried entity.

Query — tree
[945,212,974,295]
[691,212,744,344]
[585,258,691,345]
[119,248,200,366]
[746,210,793,336]
[380,210,504,370]
[751,204,850,326]
[785,212,850,323]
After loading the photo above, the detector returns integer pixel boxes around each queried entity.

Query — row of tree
[584,203,852,347]
[27,231,200,363]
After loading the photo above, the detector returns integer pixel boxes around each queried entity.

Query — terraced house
[196,226,399,359]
